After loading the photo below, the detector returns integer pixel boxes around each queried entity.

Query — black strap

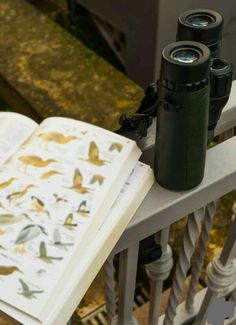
[116,83,159,138]
[116,82,180,138]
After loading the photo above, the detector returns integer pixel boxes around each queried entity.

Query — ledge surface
[114,135,236,253]
[0,0,143,130]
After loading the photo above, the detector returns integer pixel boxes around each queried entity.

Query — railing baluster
[118,243,139,325]
[163,207,204,325]
[186,201,216,313]
[146,227,173,325]
[230,289,236,303]
[222,128,235,141]
[104,255,117,324]
[194,209,236,325]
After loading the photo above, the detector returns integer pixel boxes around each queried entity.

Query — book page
[0,163,154,325]
[0,112,38,165]
[45,162,154,325]
[0,117,141,320]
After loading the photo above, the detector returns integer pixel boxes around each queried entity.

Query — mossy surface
[0,0,143,131]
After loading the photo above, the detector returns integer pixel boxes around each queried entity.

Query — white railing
[104,80,236,325]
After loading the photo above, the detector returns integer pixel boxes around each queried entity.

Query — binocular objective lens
[186,14,215,27]
[171,48,200,63]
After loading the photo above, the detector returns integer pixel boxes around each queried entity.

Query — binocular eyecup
[161,41,210,90]
[177,9,223,55]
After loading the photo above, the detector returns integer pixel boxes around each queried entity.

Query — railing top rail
[113,134,236,254]
[215,81,236,135]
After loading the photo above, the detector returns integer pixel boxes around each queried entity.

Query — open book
[0,112,154,325]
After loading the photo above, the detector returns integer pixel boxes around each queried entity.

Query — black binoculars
[117,9,234,266]
[155,9,233,191]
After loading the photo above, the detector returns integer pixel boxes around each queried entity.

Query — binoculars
[154,9,233,191]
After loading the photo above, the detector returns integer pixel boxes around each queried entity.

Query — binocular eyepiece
[154,9,233,191]
[177,9,223,56]
[161,41,210,90]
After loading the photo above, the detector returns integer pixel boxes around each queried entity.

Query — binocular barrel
[155,41,211,190]
[177,9,233,143]
[209,58,233,132]
[154,9,233,191]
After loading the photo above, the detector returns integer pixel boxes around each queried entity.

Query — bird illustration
[75,200,90,217]
[62,213,77,230]
[52,228,73,250]
[6,184,35,204]
[18,155,57,173]
[38,132,78,148]
[0,213,32,225]
[15,224,48,253]
[109,142,123,152]
[31,196,50,219]
[36,269,46,276]
[0,265,22,276]
[0,177,18,190]
[40,170,63,179]
[53,194,68,203]
[81,141,110,166]
[90,174,105,185]
[18,279,44,299]
[36,241,63,263]
[66,168,92,194]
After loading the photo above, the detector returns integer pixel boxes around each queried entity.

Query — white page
[0,112,38,165]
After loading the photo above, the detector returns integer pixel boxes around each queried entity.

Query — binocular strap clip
[160,99,181,112]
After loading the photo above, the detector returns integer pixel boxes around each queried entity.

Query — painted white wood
[163,208,204,325]
[104,256,117,324]
[186,202,216,313]
[195,215,236,324]
[113,135,236,254]
[215,81,236,136]
[118,243,139,325]
[158,288,236,325]
[158,289,207,325]
[146,228,173,325]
